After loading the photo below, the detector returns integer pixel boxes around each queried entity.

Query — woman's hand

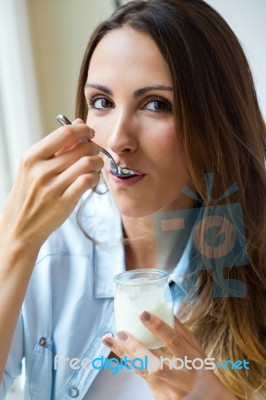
[102,313,237,400]
[0,118,103,379]
[1,118,103,249]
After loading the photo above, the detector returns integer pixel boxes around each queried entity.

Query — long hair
[75,1,266,398]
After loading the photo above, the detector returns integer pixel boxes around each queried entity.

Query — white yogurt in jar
[114,272,174,349]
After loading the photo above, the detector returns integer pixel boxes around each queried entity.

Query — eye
[88,96,113,110]
[143,98,172,113]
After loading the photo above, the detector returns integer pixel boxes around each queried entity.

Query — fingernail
[117,331,128,341]
[102,337,113,348]
[140,311,151,321]
[80,130,94,142]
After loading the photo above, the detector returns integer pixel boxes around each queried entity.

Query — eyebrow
[85,83,173,97]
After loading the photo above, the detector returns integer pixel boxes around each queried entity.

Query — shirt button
[39,337,47,346]
[69,387,79,398]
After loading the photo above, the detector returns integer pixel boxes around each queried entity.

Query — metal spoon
[56,115,136,178]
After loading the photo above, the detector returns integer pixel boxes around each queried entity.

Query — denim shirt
[1,191,194,400]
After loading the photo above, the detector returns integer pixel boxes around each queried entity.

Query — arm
[0,119,103,380]
[0,237,39,382]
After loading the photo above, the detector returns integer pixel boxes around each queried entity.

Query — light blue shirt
[1,190,194,400]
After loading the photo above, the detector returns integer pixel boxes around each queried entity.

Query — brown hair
[76,1,266,398]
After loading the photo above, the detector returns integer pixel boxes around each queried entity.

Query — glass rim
[113,268,169,285]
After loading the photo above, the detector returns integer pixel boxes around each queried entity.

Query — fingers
[174,318,204,354]
[3,118,104,248]
[46,140,101,175]
[55,155,103,196]
[19,118,101,190]
[100,318,221,399]
[54,119,92,157]
[18,141,103,200]
[117,331,160,373]
[102,333,156,379]
[102,335,144,377]
[102,331,188,385]
[102,334,130,359]
[30,121,95,159]
[61,172,100,209]
[139,312,201,359]
[112,330,175,381]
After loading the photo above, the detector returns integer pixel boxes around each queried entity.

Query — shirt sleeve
[0,312,24,397]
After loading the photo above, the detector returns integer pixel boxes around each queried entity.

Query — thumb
[72,118,86,125]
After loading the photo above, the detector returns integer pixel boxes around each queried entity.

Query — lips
[108,169,146,187]
[114,166,144,176]
[129,168,144,176]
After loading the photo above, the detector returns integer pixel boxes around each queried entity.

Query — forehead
[87,27,172,86]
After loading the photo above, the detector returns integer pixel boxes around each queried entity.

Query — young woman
[0,0,265,399]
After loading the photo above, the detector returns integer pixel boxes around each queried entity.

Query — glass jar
[114,269,174,349]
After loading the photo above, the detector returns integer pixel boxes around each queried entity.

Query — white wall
[0,0,43,204]
[206,0,266,119]
[121,0,266,119]
[26,0,115,134]
[27,0,266,135]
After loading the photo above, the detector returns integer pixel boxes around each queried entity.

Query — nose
[108,110,138,156]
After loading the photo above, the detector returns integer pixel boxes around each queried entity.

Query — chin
[116,204,152,218]
[112,194,167,219]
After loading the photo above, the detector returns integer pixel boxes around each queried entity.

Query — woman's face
[85,27,193,217]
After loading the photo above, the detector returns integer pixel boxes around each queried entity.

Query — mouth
[108,165,146,186]
[109,165,144,179]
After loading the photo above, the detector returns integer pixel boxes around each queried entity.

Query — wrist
[0,218,44,253]
[0,229,41,271]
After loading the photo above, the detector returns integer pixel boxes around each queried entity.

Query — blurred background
[0,0,266,210]
[0,0,265,398]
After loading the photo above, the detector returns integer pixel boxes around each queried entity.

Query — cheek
[152,126,189,189]
[149,124,182,165]
[163,135,180,156]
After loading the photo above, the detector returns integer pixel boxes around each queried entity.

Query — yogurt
[114,270,174,349]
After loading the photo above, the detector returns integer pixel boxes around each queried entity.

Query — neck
[121,196,197,272]
[122,215,157,270]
